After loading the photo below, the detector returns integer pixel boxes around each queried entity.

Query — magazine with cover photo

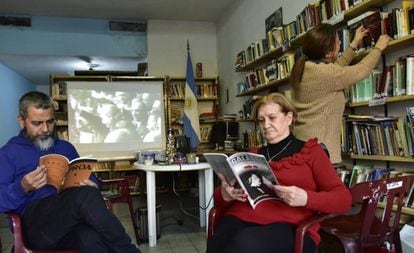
[203,152,280,209]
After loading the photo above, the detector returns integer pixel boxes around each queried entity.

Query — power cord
[173,162,199,220]
[172,161,215,222]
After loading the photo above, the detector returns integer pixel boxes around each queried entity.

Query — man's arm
[0,151,33,212]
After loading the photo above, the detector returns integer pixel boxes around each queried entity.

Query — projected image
[67,81,165,157]
[69,90,161,143]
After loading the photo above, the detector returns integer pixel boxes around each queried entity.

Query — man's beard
[34,137,55,151]
[23,128,56,151]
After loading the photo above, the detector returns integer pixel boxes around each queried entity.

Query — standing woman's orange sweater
[291,47,382,164]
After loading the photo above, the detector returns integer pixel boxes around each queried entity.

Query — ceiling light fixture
[87,63,100,70]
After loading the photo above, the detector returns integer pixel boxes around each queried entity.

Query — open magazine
[39,154,97,191]
[203,152,280,209]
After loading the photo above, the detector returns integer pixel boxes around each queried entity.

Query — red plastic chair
[319,175,414,253]
[4,177,139,253]
[7,211,79,253]
[98,177,140,245]
[207,205,328,253]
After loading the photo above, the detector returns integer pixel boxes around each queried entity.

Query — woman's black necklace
[266,140,293,162]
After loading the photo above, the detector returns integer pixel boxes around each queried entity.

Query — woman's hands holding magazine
[218,173,248,202]
[272,185,308,207]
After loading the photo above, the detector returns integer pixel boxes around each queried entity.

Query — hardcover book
[203,152,280,209]
[39,154,97,191]
[347,10,382,48]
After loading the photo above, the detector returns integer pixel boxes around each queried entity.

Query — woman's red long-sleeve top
[213,139,352,244]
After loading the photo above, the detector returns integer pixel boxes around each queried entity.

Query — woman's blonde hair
[252,93,297,127]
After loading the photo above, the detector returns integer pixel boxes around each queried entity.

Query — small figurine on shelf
[166,129,176,164]
[196,62,203,78]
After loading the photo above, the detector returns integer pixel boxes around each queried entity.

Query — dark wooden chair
[319,175,414,253]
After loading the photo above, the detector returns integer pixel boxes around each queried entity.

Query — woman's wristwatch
[349,45,358,52]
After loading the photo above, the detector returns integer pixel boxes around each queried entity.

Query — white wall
[147,20,218,77]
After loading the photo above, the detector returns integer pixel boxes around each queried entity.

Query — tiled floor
[0,191,207,253]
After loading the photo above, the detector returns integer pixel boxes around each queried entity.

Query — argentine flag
[183,47,201,149]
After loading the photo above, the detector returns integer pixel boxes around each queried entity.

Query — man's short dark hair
[19,91,54,119]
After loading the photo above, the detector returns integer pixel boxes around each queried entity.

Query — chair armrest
[7,211,28,252]
[294,213,335,253]
[207,205,230,241]
[207,207,218,241]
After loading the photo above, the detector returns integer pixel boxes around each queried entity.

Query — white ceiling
[0,0,237,86]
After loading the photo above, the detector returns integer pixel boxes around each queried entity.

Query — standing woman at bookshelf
[206,93,351,253]
[290,23,390,164]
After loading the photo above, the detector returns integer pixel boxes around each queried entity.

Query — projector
[136,150,166,163]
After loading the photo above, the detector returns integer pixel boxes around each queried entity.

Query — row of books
[336,165,414,208]
[346,7,414,48]
[51,81,68,99]
[235,0,414,71]
[386,4,414,40]
[200,126,212,142]
[342,111,414,157]
[235,39,270,69]
[236,51,295,95]
[242,129,264,150]
[241,97,256,120]
[347,55,414,103]
[236,70,268,94]
[235,0,368,69]
[57,129,69,141]
[266,52,295,82]
[169,82,218,99]
[169,103,183,124]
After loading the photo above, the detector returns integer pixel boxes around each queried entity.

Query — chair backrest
[351,175,413,246]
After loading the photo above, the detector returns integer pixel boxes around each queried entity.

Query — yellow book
[402,0,414,9]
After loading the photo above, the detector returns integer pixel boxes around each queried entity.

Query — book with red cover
[361,11,382,48]
[347,10,382,48]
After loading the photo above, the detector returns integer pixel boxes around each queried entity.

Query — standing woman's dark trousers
[22,186,140,253]
[206,216,316,253]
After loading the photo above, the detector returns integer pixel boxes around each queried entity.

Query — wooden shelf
[52,97,67,101]
[238,118,255,122]
[342,0,394,21]
[236,47,286,72]
[55,121,68,126]
[350,155,414,163]
[348,94,414,108]
[168,77,218,82]
[170,96,218,101]
[236,77,289,97]
[385,33,414,53]
[377,202,414,216]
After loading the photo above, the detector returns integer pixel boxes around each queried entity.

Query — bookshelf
[166,76,220,150]
[232,0,414,217]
